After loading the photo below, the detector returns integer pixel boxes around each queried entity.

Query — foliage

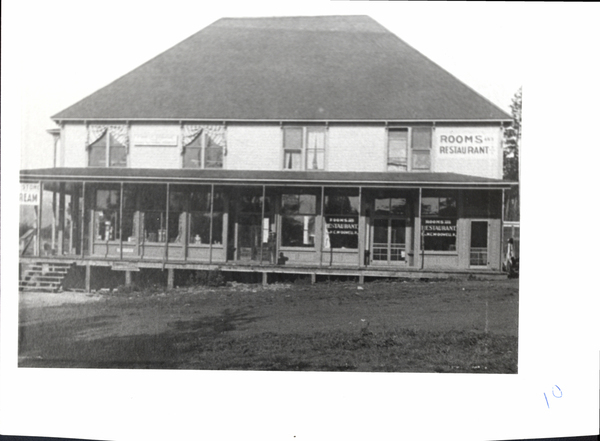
[503,87,521,181]
[188,269,226,287]
[503,88,521,221]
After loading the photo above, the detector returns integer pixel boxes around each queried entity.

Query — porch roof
[20,167,514,189]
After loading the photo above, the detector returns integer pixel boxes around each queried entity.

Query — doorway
[470,221,489,267]
[371,218,407,264]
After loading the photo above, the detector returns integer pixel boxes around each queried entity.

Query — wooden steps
[19,262,72,292]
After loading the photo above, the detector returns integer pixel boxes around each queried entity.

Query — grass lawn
[18,278,518,373]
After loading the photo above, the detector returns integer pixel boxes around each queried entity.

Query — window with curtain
[182,126,224,169]
[387,129,408,171]
[89,132,127,167]
[282,127,326,170]
[411,127,432,171]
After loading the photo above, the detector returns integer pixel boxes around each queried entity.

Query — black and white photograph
[2,2,598,441]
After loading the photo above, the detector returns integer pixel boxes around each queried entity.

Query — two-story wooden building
[19,15,514,289]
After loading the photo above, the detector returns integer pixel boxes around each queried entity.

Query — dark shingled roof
[20,168,513,188]
[53,16,510,122]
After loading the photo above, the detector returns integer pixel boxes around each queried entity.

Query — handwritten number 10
[544,385,562,408]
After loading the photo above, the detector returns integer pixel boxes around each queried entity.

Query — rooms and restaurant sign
[422,218,456,237]
[20,183,40,206]
[436,129,496,156]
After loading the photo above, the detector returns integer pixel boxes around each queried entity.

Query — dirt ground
[18,279,519,372]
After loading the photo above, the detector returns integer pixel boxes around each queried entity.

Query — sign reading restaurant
[422,218,456,237]
[437,131,496,156]
[20,183,40,206]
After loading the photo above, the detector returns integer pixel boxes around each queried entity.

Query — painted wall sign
[422,218,456,237]
[325,217,358,235]
[134,135,179,146]
[20,183,40,205]
[437,132,496,155]
[112,261,140,271]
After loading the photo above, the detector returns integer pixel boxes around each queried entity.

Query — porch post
[58,182,65,255]
[119,182,124,260]
[164,183,170,263]
[419,187,424,270]
[52,191,57,253]
[319,185,325,267]
[80,182,86,257]
[209,184,214,265]
[501,188,505,271]
[260,185,266,264]
[358,186,364,268]
[35,181,44,257]
[70,185,80,255]
[85,264,91,293]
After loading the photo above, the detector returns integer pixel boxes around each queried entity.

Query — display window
[188,187,223,245]
[324,189,359,249]
[421,191,457,251]
[281,193,317,247]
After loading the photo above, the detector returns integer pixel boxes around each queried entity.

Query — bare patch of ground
[18,279,518,372]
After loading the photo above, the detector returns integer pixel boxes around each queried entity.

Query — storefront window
[281,193,317,247]
[421,192,457,251]
[118,187,136,243]
[188,187,223,245]
[168,190,187,244]
[324,190,359,249]
[94,189,120,241]
[140,186,167,243]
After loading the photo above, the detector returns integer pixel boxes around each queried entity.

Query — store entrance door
[371,218,407,264]
[469,221,489,267]
[236,214,274,263]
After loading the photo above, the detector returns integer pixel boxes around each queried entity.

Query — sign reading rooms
[437,133,496,155]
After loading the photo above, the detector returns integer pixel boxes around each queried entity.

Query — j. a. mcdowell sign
[436,129,497,155]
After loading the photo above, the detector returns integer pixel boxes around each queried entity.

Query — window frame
[410,127,433,171]
[386,128,409,172]
[420,191,458,252]
[282,126,327,171]
[279,191,319,249]
[183,131,224,169]
[88,132,127,168]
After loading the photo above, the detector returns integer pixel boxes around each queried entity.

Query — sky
[11,1,526,170]
[2,2,600,441]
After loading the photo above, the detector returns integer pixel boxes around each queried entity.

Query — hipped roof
[20,168,513,189]
[53,15,510,122]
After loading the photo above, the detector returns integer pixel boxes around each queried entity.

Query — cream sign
[20,183,40,205]
[437,131,496,155]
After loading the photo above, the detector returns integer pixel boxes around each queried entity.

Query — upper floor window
[283,126,326,171]
[182,125,225,169]
[387,129,408,171]
[88,131,127,167]
[411,127,432,171]
[386,127,432,172]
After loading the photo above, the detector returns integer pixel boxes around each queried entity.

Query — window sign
[422,218,457,238]
[20,183,40,205]
[324,216,358,249]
